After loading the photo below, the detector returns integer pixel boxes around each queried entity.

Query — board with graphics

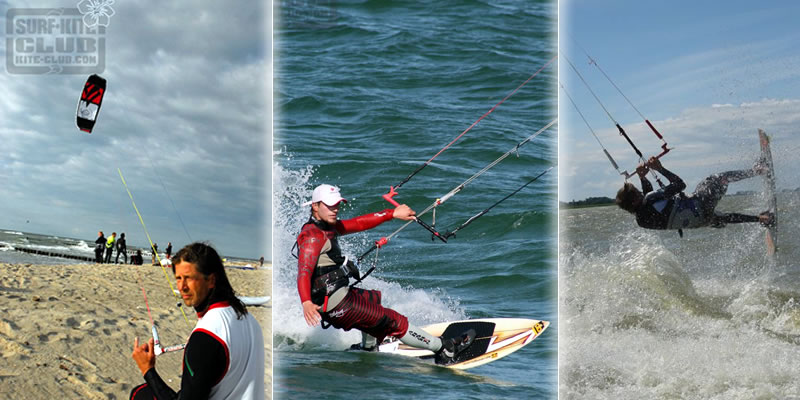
[377,318,548,370]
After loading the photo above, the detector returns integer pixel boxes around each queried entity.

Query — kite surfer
[115,232,127,264]
[95,231,106,263]
[616,157,774,230]
[296,184,475,365]
[130,242,265,399]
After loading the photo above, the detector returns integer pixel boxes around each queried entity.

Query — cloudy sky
[559,1,800,201]
[1,0,271,259]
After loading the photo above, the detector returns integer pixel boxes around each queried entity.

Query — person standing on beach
[94,231,105,263]
[115,233,127,264]
[165,242,173,259]
[151,243,158,265]
[104,232,116,263]
[295,184,475,365]
[130,242,265,400]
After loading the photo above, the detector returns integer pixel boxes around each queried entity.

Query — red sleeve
[296,225,326,303]
[335,209,394,235]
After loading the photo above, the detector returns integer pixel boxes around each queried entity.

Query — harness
[293,219,360,310]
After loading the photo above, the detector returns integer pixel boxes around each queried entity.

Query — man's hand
[132,337,156,376]
[646,156,662,170]
[303,300,322,326]
[636,163,649,177]
[392,204,416,221]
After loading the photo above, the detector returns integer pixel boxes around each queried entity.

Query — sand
[0,262,272,399]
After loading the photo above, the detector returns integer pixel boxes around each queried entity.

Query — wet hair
[616,182,641,214]
[172,242,248,318]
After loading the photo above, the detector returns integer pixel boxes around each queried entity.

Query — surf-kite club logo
[5,1,113,74]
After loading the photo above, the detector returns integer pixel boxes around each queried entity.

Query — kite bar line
[445,166,553,239]
[118,168,192,328]
[384,55,558,198]
[571,40,671,158]
[359,119,556,261]
[559,82,633,179]
[561,52,666,187]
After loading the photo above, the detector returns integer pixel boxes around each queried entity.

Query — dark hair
[616,182,641,214]
[173,242,248,318]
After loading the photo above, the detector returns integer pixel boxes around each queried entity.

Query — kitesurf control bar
[382,188,447,243]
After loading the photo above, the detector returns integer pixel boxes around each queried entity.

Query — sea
[560,193,800,399]
[0,229,255,266]
[273,0,557,399]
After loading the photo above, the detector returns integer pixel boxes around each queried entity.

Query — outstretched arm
[336,204,416,234]
[636,164,653,195]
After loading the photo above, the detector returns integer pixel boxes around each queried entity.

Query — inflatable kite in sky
[76,74,106,133]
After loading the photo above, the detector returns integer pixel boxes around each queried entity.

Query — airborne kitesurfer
[616,157,774,230]
[296,184,475,365]
[130,243,264,400]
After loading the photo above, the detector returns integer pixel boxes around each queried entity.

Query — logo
[408,330,430,345]
[327,308,346,318]
[6,6,110,74]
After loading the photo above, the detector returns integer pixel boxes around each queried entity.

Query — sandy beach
[0,261,272,399]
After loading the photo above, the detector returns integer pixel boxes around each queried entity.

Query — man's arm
[176,329,228,399]
[296,227,325,326]
[336,204,417,235]
[647,157,686,196]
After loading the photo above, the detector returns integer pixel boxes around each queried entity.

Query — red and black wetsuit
[296,209,409,344]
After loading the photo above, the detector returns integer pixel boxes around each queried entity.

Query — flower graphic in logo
[77,0,115,28]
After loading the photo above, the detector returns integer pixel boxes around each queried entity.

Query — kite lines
[560,42,672,187]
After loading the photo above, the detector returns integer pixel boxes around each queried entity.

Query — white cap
[303,184,348,207]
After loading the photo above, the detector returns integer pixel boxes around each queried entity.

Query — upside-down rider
[616,156,774,231]
[296,184,475,365]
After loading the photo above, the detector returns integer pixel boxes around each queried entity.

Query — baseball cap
[303,184,348,207]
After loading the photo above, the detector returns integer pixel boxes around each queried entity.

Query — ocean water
[274,0,557,398]
[560,193,800,399]
[0,229,255,265]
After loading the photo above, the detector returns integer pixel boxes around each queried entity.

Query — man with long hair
[616,157,773,231]
[130,242,264,400]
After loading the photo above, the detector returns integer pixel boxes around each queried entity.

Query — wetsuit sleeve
[639,174,653,196]
[177,329,229,399]
[335,209,395,235]
[654,165,686,197]
[141,368,178,399]
[296,227,326,303]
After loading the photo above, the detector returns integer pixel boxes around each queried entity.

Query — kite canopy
[76,74,106,133]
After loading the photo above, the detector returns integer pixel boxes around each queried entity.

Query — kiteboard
[759,129,777,256]
[374,318,548,370]
[76,74,106,133]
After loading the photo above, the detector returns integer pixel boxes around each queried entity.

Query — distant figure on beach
[104,232,116,263]
[94,231,105,263]
[115,233,127,264]
[165,242,173,259]
[151,243,158,265]
[131,250,143,265]
[259,256,264,268]
[616,157,774,230]
[130,242,265,399]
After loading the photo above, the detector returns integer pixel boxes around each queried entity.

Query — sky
[559,0,800,201]
[0,0,271,259]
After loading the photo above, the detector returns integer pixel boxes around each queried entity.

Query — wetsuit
[116,237,127,264]
[94,235,105,263]
[296,209,409,345]
[636,166,760,230]
[130,301,265,400]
